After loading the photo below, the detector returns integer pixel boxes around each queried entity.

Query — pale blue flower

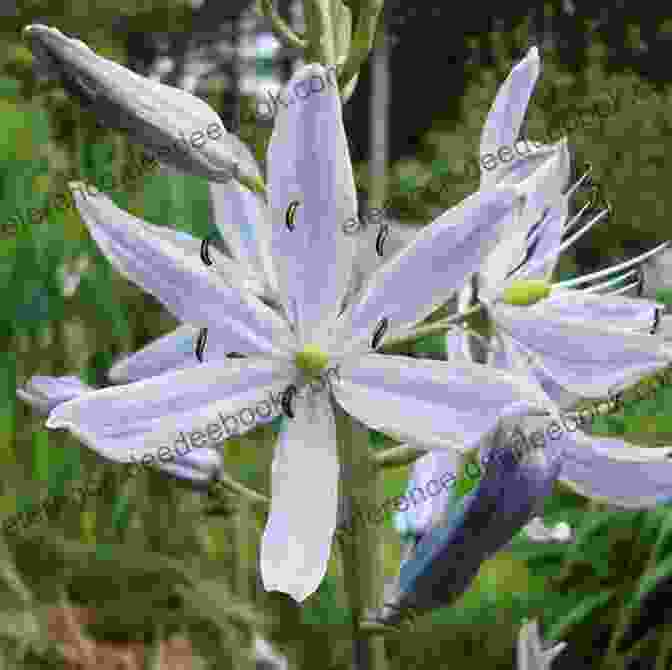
[42,64,554,602]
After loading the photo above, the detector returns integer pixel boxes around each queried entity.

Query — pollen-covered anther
[294,345,329,379]
[501,279,551,306]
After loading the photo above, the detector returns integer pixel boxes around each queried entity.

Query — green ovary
[294,345,329,378]
[501,279,551,306]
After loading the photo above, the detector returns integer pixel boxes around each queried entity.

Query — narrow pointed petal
[491,302,672,397]
[480,47,540,186]
[18,375,225,484]
[22,24,255,184]
[517,620,567,670]
[142,220,268,296]
[375,417,562,622]
[70,183,294,356]
[266,64,357,345]
[558,431,672,507]
[395,450,460,538]
[261,391,338,601]
[17,376,93,414]
[208,148,279,294]
[46,358,297,463]
[338,187,519,350]
[332,354,553,452]
[518,198,569,281]
[534,292,661,332]
[108,324,260,383]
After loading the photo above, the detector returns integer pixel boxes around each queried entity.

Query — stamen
[564,162,594,201]
[554,241,670,289]
[371,317,389,349]
[651,308,661,335]
[573,268,639,294]
[376,223,390,257]
[281,385,298,418]
[195,328,208,362]
[603,279,643,297]
[226,352,246,358]
[200,235,217,266]
[562,201,591,235]
[286,200,300,231]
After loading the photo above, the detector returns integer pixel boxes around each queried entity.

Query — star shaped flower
[43,63,556,602]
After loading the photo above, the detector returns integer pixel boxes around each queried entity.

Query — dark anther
[226,352,246,358]
[371,317,389,349]
[375,223,390,257]
[282,385,298,418]
[195,328,208,362]
[200,235,216,266]
[651,308,661,335]
[636,268,644,297]
[286,200,300,231]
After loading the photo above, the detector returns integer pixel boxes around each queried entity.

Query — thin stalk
[377,303,483,353]
[333,402,389,670]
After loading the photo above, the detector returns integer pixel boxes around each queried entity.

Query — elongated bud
[22,24,263,192]
[502,279,551,306]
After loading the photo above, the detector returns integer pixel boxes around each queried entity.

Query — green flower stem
[333,401,390,670]
[303,0,336,65]
[261,0,308,51]
[210,473,270,508]
[337,0,384,93]
[377,303,484,354]
[371,444,428,469]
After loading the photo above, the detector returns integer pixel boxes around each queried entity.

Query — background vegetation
[2,1,672,668]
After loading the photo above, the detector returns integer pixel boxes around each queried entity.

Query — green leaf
[544,589,616,643]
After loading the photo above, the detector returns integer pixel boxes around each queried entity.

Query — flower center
[501,279,551,306]
[294,345,329,379]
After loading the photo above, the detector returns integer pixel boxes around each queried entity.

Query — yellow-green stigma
[501,279,551,306]
[294,345,329,379]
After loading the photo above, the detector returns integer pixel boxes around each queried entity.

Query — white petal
[46,357,297,463]
[492,302,672,397]
[17,376,93,414]
[558,431,672,508]
[535,291,660,332]
[261,391,338,601]
[266,64,357,345]
[70,183,294,356]
[480,47,540,187]
[108,324,262,383]
[338,186,520,352]
[142,220,268,296]
[209,152,279,295]
[332,354,553,451]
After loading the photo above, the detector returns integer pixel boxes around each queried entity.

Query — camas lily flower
[22,24,263,193]
[381,144,672,625]
[17,376,222,486]
[43,63,556,602]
